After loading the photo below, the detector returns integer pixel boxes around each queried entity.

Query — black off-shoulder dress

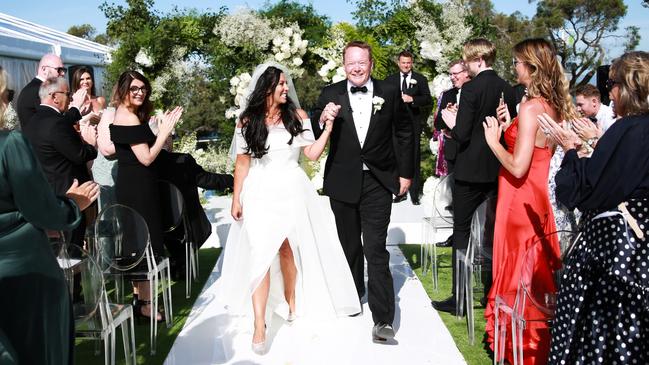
[110,124,164,257]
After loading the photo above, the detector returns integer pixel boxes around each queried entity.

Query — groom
[312,41,414,343]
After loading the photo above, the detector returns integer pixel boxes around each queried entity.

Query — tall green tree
[532,0,631,89]
[66,23,110,45]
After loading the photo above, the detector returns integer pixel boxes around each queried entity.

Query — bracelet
[586,137,598,148]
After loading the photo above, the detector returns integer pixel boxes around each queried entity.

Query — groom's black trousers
[329,171,394,325]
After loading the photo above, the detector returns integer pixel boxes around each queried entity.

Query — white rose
[272,37,283,46]
[300,39,309,50]
[318,67,330,78]
[280,43,291,53]
[332,74,346,83]
[283,27,293,37]
[230,76,240,87]
[326,60,337,69]
[275,52,286,61]
[292,57,303,66]
[240,72,252,82]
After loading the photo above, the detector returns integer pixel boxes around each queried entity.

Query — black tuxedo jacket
[450,69,516,183]
[434,87,460,162]
[385,71,432,123]
[17,78,42,128]
[312,78,414,203]
[156,151,234,247]
[17,77,85,130]
[22,106,96,195]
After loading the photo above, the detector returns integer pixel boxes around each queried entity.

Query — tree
[532,0,631,89]
[347,0,405,29]
[66,23,110,45]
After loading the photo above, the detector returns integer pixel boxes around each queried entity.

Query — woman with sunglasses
[539,51,649,365]
[110,70,182,320]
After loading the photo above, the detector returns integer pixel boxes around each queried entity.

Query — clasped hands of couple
[481,102,601,155]
[320,102,411,197]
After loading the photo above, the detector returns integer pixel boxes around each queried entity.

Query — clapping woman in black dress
[109,71,182,319]
[538,51,649,365]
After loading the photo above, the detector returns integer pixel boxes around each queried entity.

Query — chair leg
[165,262,174,324]
[456,257,465,320]
[511,315,518,365]
[120,319,130,365]
[185,241,191,298]
[466,268,474,345]
[494,303,500,365]
[110,328,116,365]
[129,309,137,364]
[150,275,157,355]
[103,333,110,365]
[432,238,438,291]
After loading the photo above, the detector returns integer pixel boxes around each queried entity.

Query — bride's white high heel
[251,324,267,355]
[287,312,296,325]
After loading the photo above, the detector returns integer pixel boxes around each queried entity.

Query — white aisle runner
[164,245,466,365]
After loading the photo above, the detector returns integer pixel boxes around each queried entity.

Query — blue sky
[3,0,648,59]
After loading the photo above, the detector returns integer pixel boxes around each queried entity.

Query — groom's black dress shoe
[372,322,395,343]
[435,236,453,248]
[432,296,463,316]
[393,194,407,203]
[411,199,421,205]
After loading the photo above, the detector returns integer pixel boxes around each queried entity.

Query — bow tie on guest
[350,86,368,94]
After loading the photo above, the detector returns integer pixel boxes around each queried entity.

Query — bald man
[17,54,68,128]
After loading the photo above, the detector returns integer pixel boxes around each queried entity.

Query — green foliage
[66,23,110,45]
[260,0,331,46]
[532,0,629,89]
[348,0,406,29]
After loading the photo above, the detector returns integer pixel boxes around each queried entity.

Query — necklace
[265,110,281,125]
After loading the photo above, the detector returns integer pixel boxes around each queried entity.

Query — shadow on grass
[399,245,493,365]
[74,248,221,365]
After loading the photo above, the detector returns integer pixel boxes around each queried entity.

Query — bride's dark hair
[239,66,304,158]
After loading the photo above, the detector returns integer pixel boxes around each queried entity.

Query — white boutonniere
[409,79,417,85]
[372,96,384,114]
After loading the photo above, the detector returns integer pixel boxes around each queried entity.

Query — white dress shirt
[400,72,411,92]
[348,79,373,170]
[596,103,616,133]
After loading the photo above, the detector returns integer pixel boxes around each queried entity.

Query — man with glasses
[431,39,516,315]
[431,59,471,248]
[16,53,70,128]
[22,76,97,251]
[385,50,432,205]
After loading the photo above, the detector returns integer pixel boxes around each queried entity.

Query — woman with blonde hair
[482,38,577,364]
[539,51,649,365]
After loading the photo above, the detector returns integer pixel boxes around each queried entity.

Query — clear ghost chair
[94,203,173,355]
[456,196,496,344]
[158,180,199,299]
[493,230,577,365]
[421,172,454,289]
[73,245,137,365]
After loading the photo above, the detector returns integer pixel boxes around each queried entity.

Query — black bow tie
[350,86,368,94]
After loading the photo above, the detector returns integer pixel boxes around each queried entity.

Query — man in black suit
[385,51,432,204]
[156,151,234,278]
[312,41,413,343]
[433,59,471,248]
[22,77,97,247]
[16,54,69,129]
[432,39,516,314]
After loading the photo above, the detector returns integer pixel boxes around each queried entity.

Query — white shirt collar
[347,79,373,94]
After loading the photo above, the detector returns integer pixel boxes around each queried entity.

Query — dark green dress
[0,130,82,365]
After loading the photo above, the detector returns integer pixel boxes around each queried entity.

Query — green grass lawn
[74,247,221,365]
[399,245,492,365]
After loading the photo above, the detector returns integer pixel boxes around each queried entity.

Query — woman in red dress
[482,38,577,364]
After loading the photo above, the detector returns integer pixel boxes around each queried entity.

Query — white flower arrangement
[430,74,453,99]
[149,47,190,101]
[269,24,308,77]
[421,175,441,213]
[174,133,233,174]
[314,26,347,83]
[429,137,439,156]
[225,71,252,120]
[409,79,418,85]
[372,96,385,114]
[135,48,153,67]
[411,0,472,74]
[215,8,274,52]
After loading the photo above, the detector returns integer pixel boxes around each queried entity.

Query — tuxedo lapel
[336,84,361,148]
[363,79,382,148]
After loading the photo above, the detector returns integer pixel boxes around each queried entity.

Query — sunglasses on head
[605,78,619,91]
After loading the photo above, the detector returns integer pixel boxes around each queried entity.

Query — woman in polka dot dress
[538,51,649,364]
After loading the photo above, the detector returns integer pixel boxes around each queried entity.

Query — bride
[218,63,361,355]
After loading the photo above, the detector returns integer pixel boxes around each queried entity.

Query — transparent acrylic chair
[94,203,173,355]
[421,172,454,289]
[73,245,137,365]
[456,196,496,344]
[158,180,199,298]
[493,230,577,365]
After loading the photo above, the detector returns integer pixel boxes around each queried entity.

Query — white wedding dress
[218,119,361,322]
